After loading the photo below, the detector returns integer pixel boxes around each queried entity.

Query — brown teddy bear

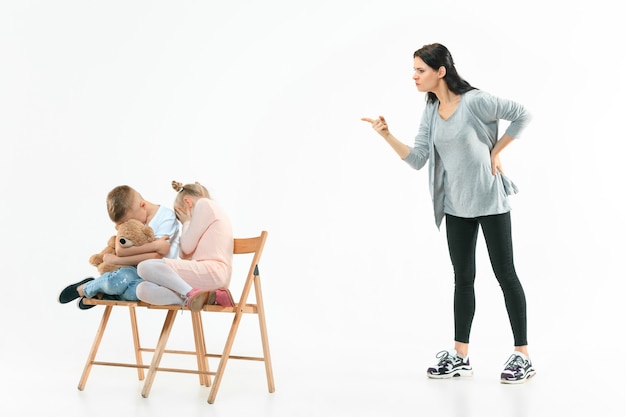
[89,219,155,274]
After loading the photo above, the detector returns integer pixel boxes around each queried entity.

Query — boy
[59,185,180,309]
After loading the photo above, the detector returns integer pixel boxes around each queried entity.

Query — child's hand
[175,206,192,224]
[102,253,120,264]
[154,236,171,256]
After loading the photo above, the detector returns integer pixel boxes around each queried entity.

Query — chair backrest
[234,231,267,280]
[233,230,267,306]
[234,231,267,254]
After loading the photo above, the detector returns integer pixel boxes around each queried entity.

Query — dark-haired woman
[362,43,534,384]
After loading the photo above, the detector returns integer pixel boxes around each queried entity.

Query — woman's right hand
[361,115,390,137]
[361,115,410,160]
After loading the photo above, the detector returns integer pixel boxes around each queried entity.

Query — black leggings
[445,212,528,346]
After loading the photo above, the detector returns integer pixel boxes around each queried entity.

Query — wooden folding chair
[77,230,274,404]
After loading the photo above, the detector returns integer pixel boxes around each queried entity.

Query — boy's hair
[171,180,210,206]
[106,185,139,223]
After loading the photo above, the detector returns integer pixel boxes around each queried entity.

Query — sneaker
[184,288,210,312]
[427,350,473,379]
[77,297,96,310]
[77,293,114,310]
[215,289,235,307]
[59,278,94,304]
[500,352,536,384]
[207,291,217,306]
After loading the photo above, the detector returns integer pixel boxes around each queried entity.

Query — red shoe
[185,288,210,312]
[215,289,235,307]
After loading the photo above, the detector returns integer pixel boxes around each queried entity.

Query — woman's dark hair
[414,43,476,103]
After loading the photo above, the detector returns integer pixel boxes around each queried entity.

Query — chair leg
[78,305,113,390]
[141,309,177,398]
[192,311,211,386]
[207,308,245,404]
[254,275,275,393]
[128,306,145,380]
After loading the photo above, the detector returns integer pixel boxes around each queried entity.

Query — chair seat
[81,297,259,313]
[81,298,144,307]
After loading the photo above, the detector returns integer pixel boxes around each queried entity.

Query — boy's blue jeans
[82,266,143,301]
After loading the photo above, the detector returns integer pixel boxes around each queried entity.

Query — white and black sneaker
[427,350,473,379]
[500,352,536,384]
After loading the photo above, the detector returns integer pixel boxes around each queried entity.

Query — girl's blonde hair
[171,180,210,206]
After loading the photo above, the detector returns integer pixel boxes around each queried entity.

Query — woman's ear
[438,66,447,78]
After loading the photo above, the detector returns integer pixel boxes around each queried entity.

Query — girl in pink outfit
[136,181,234,311]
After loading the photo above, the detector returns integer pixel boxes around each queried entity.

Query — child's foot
[426,350,473,379]
[77,297,96,310]
[184,288,210,312]
[207,291,216,306]
[59,278,94,303]
[77,293,107,310]
[215,289,235,307]
[500,352,536,384]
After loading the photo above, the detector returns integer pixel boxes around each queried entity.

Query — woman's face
[412,56,441,93]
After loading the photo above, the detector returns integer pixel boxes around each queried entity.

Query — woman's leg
[445,214,480,354]
[479,212,528,349]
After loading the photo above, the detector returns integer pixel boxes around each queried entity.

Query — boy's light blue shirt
[149,205,180,258]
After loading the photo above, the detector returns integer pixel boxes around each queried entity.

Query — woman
[362,43,535,384]
[136,181,234,312]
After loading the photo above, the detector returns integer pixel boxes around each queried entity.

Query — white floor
[3,269,622,417]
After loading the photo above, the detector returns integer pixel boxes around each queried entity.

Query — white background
[1,1,624,416]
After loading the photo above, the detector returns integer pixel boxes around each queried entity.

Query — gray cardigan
[403,89,531,228]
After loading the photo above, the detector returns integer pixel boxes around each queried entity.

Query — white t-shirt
[148,205,180,259]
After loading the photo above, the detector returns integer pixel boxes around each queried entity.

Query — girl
[136,181,234,311]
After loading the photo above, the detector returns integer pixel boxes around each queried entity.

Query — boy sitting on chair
[58,185,180,309]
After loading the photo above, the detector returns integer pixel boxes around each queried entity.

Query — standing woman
[136,181,234,311]
[362,43,535,384]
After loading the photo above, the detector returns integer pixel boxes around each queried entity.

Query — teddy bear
[89,219,155,274]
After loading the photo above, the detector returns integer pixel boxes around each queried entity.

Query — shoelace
[180,294,188,315]
[435,350,456,366]
[503,354,525,371]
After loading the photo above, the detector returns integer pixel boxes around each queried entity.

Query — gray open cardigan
[403,89,532,229]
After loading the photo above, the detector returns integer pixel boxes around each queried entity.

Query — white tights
[136,259,193,305]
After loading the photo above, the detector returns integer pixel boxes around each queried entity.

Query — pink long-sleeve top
[178,198,233,267]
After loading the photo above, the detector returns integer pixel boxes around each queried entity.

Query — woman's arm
[471,91,532,139]
[468,91,530,175]
[361,116,410,159]
[490,133,514,175]
[362,105,432,170]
